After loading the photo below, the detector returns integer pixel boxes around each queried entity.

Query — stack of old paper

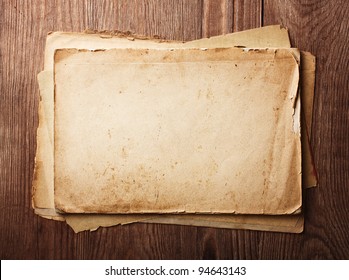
[32,25,317,233]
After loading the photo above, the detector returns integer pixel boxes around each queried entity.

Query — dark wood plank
[263,0,349,259]
[87,0,202,41]
[202,0,234,37]
[0,0,44,259]
[201,0,262,37]
[233,0,262,31]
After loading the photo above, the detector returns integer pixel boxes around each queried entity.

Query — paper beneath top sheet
[53,47,301,215]
[65,213,304,233]
[44,25,290,70]
[33,25,297,211]
[33,25,315,233]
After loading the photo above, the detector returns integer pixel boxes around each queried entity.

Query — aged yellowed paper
[33,25,294,212]
[53,47,301,215]
[33,26,314,232]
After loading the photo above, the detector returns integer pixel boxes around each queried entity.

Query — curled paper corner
[292,94,301,135]
[289,50,301,135]
[279,24,287,30]
[277,24,289,33]
[290,205,303,215]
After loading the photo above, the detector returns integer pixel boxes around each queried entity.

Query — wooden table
[1,0,348,259]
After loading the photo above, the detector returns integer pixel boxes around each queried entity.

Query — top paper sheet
[54,47,301,214]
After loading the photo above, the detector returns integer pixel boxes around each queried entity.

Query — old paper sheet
[53,47,301,215]
[44,25,291,70]
[300,52,317,188]
[66,213,303,234]
[33,26,314,232]
[32,72,54,209]
[33,25,293,211]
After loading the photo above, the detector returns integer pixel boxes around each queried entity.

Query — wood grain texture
[0,0,348,259]
[202,0,234,37]
[264,0,349,259]
[201,0,262,37]
[233,0,263,32]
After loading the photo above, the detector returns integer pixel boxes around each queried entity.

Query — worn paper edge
[53,47,302,215]
[32,25,310,232]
